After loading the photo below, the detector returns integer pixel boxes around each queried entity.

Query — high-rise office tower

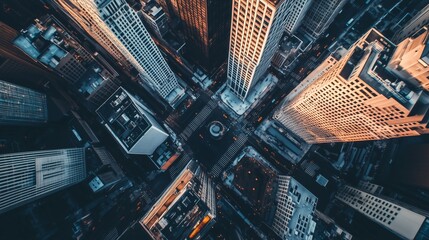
[0,148,86,214]
[169,0,231,72]
[48,0,133,71]
[268,176,317,240]
[300,0,347,39]
[96,87,169,155]
[393,4,429,43]
[140,160,216,240]
[227,0,309,100]
[283,0,313,34]
[336,185,429,239]
[274,29,429,143]
[97,0,179,99]
[49,0,180,103]
[388,27,429,92]
[0,80,48,125]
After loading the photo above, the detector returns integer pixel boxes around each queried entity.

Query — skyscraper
[274,29,429,143]
[140,160,216,240]
[283,0,313,34]
[269,176,317,240]
[48,0,133,71]
[49,0,181,104]
[0,80,48,125]
[0,148,86,214]
[96,87,169,155]
[300,0,347,39]
[388,27,429,91]
[97,0,179,100]
[169,0,231,72]
[336,185,429,239]
[227,0,309,100]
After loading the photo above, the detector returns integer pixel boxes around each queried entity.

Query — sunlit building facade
[49,0,179,101]
[388,27,429,91]
[274,29,429,143]
[0,80,48,125]
[0,148,86,214]
[227,0,292,100]
[97,0,179,99]
[49,0,134,71]
[140,161,216,240]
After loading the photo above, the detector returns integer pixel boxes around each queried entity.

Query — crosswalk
[180,99,217,141]
[210,133,248,178]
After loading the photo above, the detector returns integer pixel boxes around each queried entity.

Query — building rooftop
[141,161,215,240]
[340,29,420,109]
[14,16,76,68]
[282,176,318,240]
[141,0,164,20]
[223,146,278,216]
[96,88,151,151]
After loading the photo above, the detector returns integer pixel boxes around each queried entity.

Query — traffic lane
[247,135,293,174]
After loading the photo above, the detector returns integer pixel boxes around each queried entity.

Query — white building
[336,185,429,239]
[50,0,180,104]
[96,87,168,155]
[271,176,317,240]
[96,0,179,100]
[226,0,311,100]
[0,148,86,214]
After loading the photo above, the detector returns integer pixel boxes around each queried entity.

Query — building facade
[227,0,291,100]
[170,0,231,72]
[0,148,86,214]
[49,0,134,71]
[388,27,429,92]
[300,0,347,39]
[393,3,429,43]
[96,87,169,155]
[97,0,179,99]
[0,80,48,125]
[283,0,313,34]
[140,0,169,38]
[274,29,429,143]
[140,161,216,240]
[49,0,180,103]
[270,175,317,240]
[336,185,429,239]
